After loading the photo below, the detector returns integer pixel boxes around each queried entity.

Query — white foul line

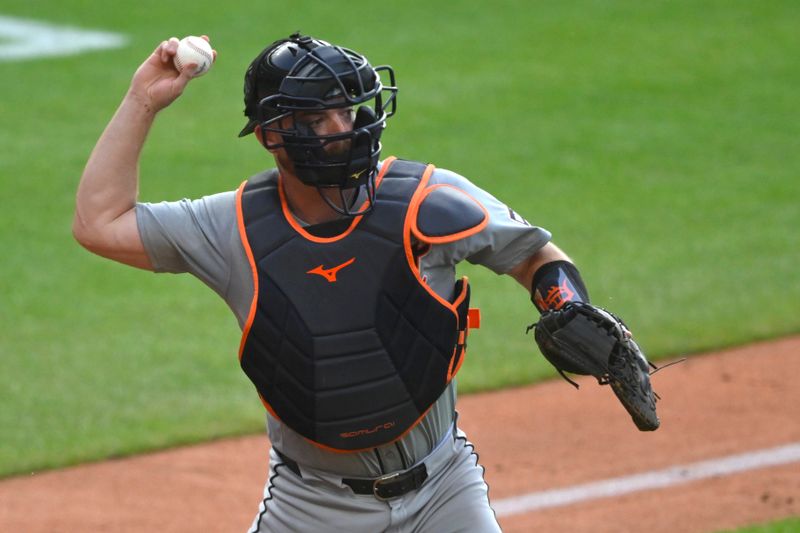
[493,442,800,517]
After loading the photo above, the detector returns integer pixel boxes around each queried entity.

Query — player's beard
[273,146,358,215]
[273,147,297,178]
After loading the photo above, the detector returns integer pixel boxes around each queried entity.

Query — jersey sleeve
[423,168,551,274]
[135,191,239,298]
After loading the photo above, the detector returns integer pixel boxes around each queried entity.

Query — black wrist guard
[531,260,590,312]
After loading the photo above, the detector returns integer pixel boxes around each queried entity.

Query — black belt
[275,450,429,500]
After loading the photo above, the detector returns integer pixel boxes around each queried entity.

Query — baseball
[174,36,214,77]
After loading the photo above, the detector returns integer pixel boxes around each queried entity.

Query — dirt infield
[1,337,798,532]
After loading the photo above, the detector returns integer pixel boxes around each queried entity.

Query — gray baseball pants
[247,428,501,532]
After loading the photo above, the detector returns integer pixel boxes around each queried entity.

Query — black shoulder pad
[413,185,488,243]
[246,168,280,189]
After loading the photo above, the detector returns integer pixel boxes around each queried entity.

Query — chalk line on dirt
[493,442,800,517]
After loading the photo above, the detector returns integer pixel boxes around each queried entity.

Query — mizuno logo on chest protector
[307,257,356,282]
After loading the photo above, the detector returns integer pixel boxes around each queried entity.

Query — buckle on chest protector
[371,463,429,500]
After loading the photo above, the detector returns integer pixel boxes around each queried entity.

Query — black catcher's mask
[239,33,397,216]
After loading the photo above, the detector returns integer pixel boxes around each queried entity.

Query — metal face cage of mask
[258,45,398,216]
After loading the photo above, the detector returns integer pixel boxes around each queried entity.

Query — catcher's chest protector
[236,158,474,451]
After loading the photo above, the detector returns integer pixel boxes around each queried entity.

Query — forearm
[509,241,592,312]
[508,242,572,291]
[72,37,205,267]
[74,92,155,238]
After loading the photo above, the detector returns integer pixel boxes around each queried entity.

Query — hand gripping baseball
[529,302,673,431]
[129,36,216,114]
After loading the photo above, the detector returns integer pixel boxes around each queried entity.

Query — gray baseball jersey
[136,161,550,529]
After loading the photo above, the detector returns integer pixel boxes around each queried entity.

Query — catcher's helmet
[239,33,397,216]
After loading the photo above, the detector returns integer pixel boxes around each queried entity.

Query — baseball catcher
[527,260,661,431]
[74,28,674,531]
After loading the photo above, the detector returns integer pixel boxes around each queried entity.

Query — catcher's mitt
[529,302,660,431]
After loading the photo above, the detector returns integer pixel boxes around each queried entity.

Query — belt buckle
[372,471,402,501]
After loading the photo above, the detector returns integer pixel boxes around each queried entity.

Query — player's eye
[298,115,324,129]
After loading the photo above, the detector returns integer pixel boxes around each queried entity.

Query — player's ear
[254,125,266,146]
[255,125,281,153]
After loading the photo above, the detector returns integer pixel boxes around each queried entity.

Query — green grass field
[1,5,798,521]
[716,517,800,533]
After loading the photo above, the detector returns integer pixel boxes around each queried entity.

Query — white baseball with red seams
[174,36,213,76]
